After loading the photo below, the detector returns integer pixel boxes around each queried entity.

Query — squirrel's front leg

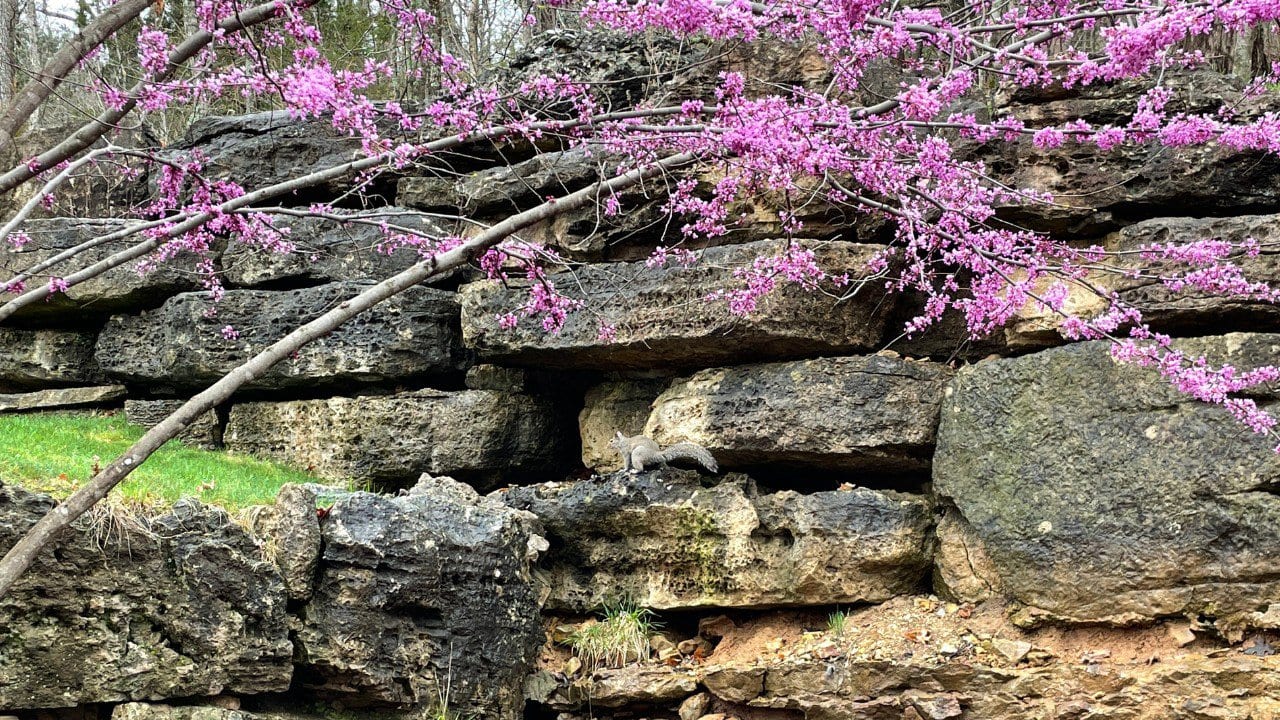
[629,449,644,474]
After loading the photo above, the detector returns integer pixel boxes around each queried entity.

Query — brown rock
[579,379,667,472]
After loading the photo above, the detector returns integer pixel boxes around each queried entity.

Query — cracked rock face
[0,486,292,708]
[293,476,545,719]
[500,470,935,611]
[933,334,1280,625]
[0,327,104,390]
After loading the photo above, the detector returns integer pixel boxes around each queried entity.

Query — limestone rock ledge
[500,470,935,611]
[294,476,546,719]
[0,327,103,390]
[647,354,953,473]
[459,239,891,370]
[96,282,466,392]
[934,333,1280,625]
[224,388,567,487]
[0,485,292,708]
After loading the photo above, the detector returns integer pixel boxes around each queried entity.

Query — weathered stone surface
[113,704,251,720]
[934,334,1280,625]
[224,388,566,487]
[0,487,292,708]
[460,240,892,370]
[579,379,667,472]
[534,665,700,710]
[294,476,545,718]
[0,384,125,412]
[237,484,321,602]
[1,218,204,320]
[96,283,465,391]
[398,148,603,216]
[220,209,451,287]
[165,113,368,199]
[500,470,935,611]
[0,327,103,390]
[124,399,221,449]
[646,354,953,473]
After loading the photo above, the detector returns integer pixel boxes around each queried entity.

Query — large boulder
[646,354,953,473]
[0,327,103,390]
[294,476,546,718]
[1,218,205,321]
[500,470,935,611]
[0,487,292,708]
[220,210,453,288]
[95,283,466,392]
[224,388,567,488]
[460,239,892,370]
[933,334,1280,625]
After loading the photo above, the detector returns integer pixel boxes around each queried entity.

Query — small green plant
[565,599,658,671]
[827,608,849,637]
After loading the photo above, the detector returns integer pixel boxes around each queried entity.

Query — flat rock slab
[0,384,125,412]
[0,487,292,708]
[95,282,465,392]
[220,209,453,287]
[1,218,204,320]
[459,239,891,370]
[294,476,544,719]
[500,470,934,611]
[933,334,1280,625]
[224,388,567,487]
[646,354,953,473]
[0,327,103,390]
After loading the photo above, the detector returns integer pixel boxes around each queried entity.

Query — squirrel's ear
[615,431,624,439]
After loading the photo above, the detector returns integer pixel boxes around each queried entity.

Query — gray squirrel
[609,431,719,474]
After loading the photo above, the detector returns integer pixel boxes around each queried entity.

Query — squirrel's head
[608,431,626,450]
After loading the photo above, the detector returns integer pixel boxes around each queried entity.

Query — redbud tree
[2,0,1280,595]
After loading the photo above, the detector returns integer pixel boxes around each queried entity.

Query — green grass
[0,411,320,511]
[565,599,659,671]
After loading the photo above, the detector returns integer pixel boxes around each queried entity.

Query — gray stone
[294,476,545,718]
[0,384,125,412]
[0,487,292,708]
[500,471,935,611]
[646,354,953,473]
[236,484,321,602]
[112,705,251,720]
[460,239,892,370]
[124,399,221,449]
[224,388,567,488]
[398,147,603,216]
[933,334,1280,625]
[1,218,205,320]
[95,282,465,392]
[0,327,103,390]
[220,209,453,287]
[579,379,668,472]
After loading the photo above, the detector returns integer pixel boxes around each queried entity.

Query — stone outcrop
[294,476,546,718]
[124,399,222,449]
[460,239,892,370]
[220,210,451,288]
[0,384,125,412]
[224,388,567,487]
[0,486,292,708]
[96,283,465,392]
[933,334,1280,625]
[646,354,953,473]
[0,327,103,389]
[2,219,204,320]
[501,470,935,610]
[398,148,603,216]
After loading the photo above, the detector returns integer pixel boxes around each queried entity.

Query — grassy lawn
[0,411,320,511]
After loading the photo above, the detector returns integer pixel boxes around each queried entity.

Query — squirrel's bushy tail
[658,442,719,473]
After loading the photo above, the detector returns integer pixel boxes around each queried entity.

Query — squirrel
[609,431,719,474]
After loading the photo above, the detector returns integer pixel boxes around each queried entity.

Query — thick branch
[0,151,697,599]
[0,0,152,158]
